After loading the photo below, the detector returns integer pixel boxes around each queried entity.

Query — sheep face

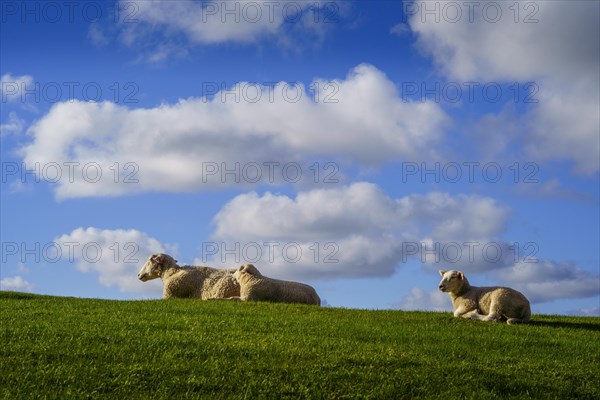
[138,253,177,281]
[232,263,262,282]
[438,269,465,293]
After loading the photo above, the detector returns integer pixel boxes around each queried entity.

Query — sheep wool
[438,269,531,324]
[138,253,240,299]
[231,264,320,305]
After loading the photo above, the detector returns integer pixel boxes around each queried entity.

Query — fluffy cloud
[118,0,337,45]
[0,276,34,292]
[213,183,509,243]
[54,227,175,295]
[20,64,448,199]
[409,1,598,82]
[0,112,25,136]
[523,80,599,175]
[396,288,451,312]
[497,261,600,303]
[87,23,110,47]
[208,182,511,279]
[110,0,346,61]
[408,0,600,174]
[0,73,34,103]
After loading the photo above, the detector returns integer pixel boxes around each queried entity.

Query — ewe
[137,253,239,299]
[229,263,321,305]
[438,270,531,324]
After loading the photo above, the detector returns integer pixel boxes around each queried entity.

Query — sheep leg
[483,303,504,322]
[453,306,470,317]
[206,296,243,301]
[483,313,503,322]
[462,310,487,320]
[454,307,484,320]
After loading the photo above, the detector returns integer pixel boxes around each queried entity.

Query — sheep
[438,269,531,324]
[137,253,239,299]
[227,263,320,305]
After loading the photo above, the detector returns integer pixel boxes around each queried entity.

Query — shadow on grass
[529,320,600,333]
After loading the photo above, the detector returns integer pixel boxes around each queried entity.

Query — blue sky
[1,0,598,316]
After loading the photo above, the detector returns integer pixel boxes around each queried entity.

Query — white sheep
[438,269,531,324]
[228,263,321,305]
[137,253,239,299]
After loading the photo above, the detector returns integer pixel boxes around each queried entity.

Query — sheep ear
[457,272,463,280]
[152,254,164,265]
[439,270,446,276]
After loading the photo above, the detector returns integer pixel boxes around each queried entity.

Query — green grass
[1,291,599,399]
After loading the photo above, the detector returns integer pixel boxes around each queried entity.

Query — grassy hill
[1,291,599,399]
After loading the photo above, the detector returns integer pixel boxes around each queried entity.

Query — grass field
[1,291,599,399]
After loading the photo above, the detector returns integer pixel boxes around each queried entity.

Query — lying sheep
[228,264,320,305]
[438,269,531,324]
[137,253,239,299]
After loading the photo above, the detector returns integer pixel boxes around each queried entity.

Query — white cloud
[497,261,600,303]
[396,287,451,312]
[513,178,595,203]
[87,23,109,47]
[112,0,349,61]
[20,64,448,199]
[409,1,598,82]
[117,0,337,48]
[213,183,509,243]
[0,276,34,292]
[0,73,34,103]
[0,112,25,136]
[208,182,511,280]
[390,22,410,37]
[17,262,30,274]
[524,79,600,175]
[408,0,600,174]
[53,227,176,295]
[7,180,34,195]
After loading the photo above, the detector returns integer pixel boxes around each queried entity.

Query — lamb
[137,253,239,299]
[228,263,320,305]
[438,269,531,324]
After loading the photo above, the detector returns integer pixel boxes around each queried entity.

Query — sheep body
[438,269,531,324]
[231,264,320,305]
[138,253,239,299]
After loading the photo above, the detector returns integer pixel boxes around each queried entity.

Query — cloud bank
[20,64,448,199]
[110,0,344,61]
[0,276,34,292]
[209,182,512,279]
[408,0,600,174]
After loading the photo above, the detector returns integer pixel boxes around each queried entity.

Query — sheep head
[137,253,178,281]
[438,269,466,293]
[233,263,263,282]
